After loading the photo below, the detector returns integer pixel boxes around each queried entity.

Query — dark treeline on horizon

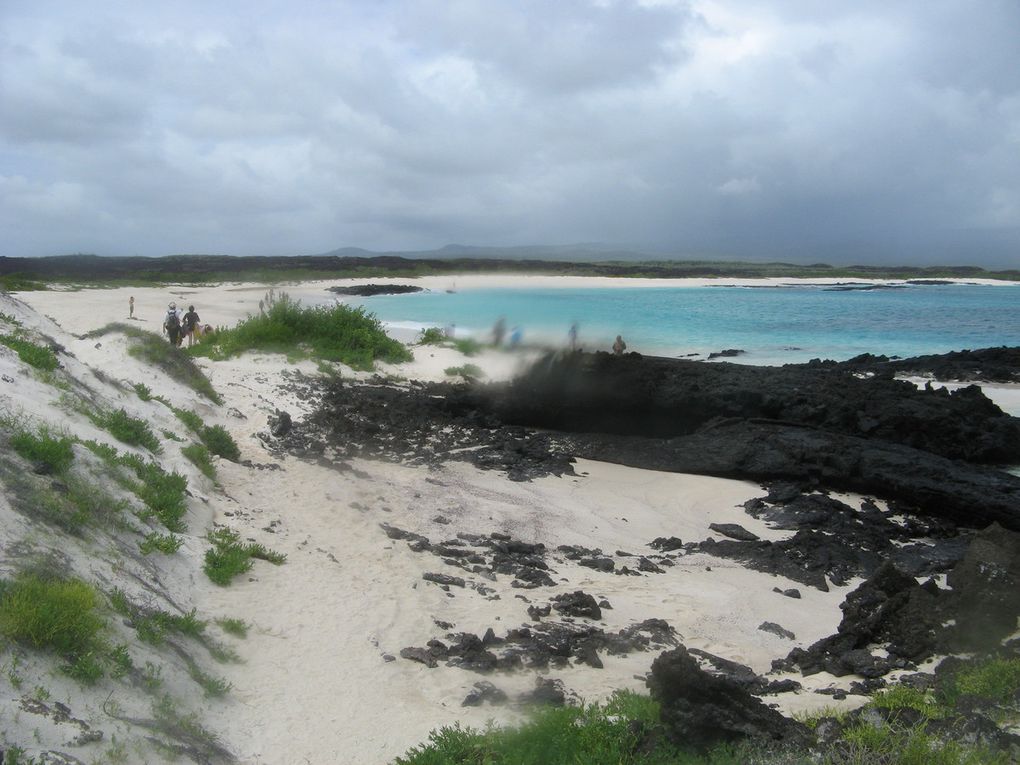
[0,253,1017,286]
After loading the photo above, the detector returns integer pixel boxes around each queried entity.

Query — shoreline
[18,274,1020,370]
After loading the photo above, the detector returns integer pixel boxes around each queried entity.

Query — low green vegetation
[203,527,286,586]
[9,427,75,473]
[215,617,248,638]
[93,407,162,453]
[939,657,1020,709]
[82,440,188,532]
[395,691,734,765]
[400,665,1020,765]
[190,666,232,698]
[172,406,204,433]
[0,273,46,291]
[85,322,221,402]
[0,333,58,371]
[200,423,240,461]
[139,532,184,555]
[452,337,484,356]
[417,327,485,357]
[182,442,216,479]
[0,573,119,685]
[134,382,153,401]
[109,589,205,646]
[190,291,411,371]
[167,406,240,462]
[444,363,485,379]
[418,327,446,345]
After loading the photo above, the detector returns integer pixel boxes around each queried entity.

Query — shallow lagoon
[343,283,1020,365]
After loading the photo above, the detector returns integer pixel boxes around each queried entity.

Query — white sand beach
[2,279,1015,764]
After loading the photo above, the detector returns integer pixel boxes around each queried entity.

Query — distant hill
[312,243,653,262]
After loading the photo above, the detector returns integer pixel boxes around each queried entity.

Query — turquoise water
[337,283,1020,365]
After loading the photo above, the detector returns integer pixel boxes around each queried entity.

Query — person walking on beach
[129,295,135,319]
[493,316,506,347]
[182,305,201,347]
[613,335,627,355]
[163,302,182,346]
[568,322,579,351]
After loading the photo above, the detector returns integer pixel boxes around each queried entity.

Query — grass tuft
[216,617,248,638]
[139,532,184,555]
[182,443,216,479]
[93,408,162,453]
[204,527,286,586]
[0,333,59,370]
[9,427,75,473]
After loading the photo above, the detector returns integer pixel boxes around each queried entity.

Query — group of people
[491,317,524,348]
[162,302,203,347]
[491,317,626,355]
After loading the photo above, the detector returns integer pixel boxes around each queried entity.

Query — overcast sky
[2,1,1018,265]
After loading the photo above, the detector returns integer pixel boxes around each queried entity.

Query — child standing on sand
[129,295,135,319]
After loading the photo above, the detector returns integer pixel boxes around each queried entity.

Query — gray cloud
[0,0,1018,265]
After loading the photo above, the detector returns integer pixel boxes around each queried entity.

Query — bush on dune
[192,292,411,371]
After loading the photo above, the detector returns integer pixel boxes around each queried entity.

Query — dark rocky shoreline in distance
[327,284,424,296]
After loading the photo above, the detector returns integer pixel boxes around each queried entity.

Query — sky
[1,1,1018,266]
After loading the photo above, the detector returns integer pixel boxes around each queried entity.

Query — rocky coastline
[267,345,1020,756]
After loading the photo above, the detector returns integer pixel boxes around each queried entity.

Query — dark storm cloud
[0,0,1017,264]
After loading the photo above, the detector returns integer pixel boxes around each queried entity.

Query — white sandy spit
[2,279,1007,764]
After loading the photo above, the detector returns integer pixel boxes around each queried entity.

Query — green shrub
[182,443,216,479]
[418,327,446,345]
[0,333,59,370]
[95,408,162,453]
[10,427,75,473]
[171,408,240,462]
[200,424,240,462]
[133,382,153,401]
[0,574,105,679]
[204,527,285,586]
[190,292,411,371]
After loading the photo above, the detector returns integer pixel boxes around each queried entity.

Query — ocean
[338,282,1020,366]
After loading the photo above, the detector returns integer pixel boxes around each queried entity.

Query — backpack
[166,311,180,330]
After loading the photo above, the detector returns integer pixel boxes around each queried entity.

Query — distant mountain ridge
[311,243,653,262]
